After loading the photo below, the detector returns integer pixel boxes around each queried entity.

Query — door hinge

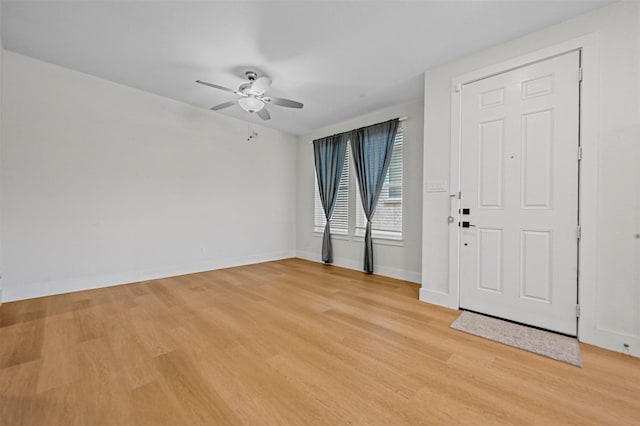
[576,304,581,318]
[455,83,463,93]
[577,146,583,161]
[577,67,583,82]
[576,225,582,239]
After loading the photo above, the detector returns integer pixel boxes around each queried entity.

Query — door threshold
[460,308,577,339]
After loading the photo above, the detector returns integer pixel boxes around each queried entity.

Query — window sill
[352,236,404,247]
[312,230,403,246]
[353,230,404,246]
[312,230,350,240]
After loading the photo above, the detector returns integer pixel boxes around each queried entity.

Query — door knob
[459,221,476,228]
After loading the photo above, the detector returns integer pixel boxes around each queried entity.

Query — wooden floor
[1,259,639,425]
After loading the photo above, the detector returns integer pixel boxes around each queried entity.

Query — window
[313,128,404,241]
[314,145,350,235]
[356,131,403,239]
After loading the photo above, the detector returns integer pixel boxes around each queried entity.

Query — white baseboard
[295,250,421,283]
[419,287,457,309]
[580,326,640,358]
[1,250,295,303]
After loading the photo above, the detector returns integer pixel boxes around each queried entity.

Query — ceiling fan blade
[251,76,272,94]
[264,96,303,109]
[256,107,271,121]
[196,80,236,93]
[210,100,237,111]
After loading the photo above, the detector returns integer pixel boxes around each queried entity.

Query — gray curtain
[313,133,350,263]
[351,119,400,273]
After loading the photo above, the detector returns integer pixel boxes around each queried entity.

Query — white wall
[296,101,423,282]
[0,51,297,302]
[421,1,640,355]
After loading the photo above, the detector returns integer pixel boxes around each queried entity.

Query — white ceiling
[1,0,610,135]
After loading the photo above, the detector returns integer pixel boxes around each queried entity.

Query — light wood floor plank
[1,258,639,425]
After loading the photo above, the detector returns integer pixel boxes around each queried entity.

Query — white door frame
[447,34,600,341]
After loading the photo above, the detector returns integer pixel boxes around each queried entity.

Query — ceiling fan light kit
[237,97,265,113]
[196,70,303,121]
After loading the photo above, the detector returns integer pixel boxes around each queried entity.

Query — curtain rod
[310,116,408,143]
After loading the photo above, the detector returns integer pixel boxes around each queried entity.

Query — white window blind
[314,145,350,235]
[356,131,403,239]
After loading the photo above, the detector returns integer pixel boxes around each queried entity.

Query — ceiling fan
[196,71,303,121]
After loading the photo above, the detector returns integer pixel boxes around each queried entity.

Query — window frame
[354,130,404,240]
[313,145,350,236]
[312,127,404,243]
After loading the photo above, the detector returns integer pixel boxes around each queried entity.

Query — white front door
[459,51,580,336]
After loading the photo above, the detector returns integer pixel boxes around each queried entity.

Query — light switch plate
[426,180,448,192]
